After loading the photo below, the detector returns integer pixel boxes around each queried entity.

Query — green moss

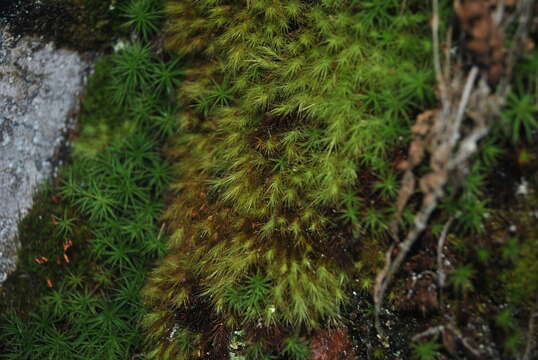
[0,0,182,356]
[1,125,173,359]
[411,339,441,360]
[72,57,137,160]
[0,183,90,314]
[72,40,183,160]
[121,0,163,41]
[494,49,538,145]
[499,192,538,306]
[2,0,536,358]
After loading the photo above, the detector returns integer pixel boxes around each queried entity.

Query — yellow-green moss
[143,0,439,358]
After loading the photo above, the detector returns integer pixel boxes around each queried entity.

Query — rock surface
[0,26,91,284]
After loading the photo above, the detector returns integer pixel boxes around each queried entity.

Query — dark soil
[0,0,127,52]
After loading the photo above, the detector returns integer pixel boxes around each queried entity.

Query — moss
[1,109,173,359]
[72,56,137,160]
[0,183,91,314]
[0,0,182,356]
[1,0,536,358]
[142,0,440,358]
[499,189,538,306]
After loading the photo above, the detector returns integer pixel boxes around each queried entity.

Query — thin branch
[432,0,447,102]
[372,0,534,345]
[501,0,534,94]
[412,325,445,342]
[523,300,538,360]
[375,195,440,337]
[445,323,484,359]
[436,218,453,290]
[493,0,505,25]
[444,26,453,83]
[366,321,373,360]
[452,67,479,142]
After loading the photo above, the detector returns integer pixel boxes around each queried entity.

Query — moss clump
[72,56,138,159]
[142,0,439,358]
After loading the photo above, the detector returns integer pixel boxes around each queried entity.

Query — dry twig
[445,323,484,359]
[412,325,445,342]
[523,300,538,360]
[373,0,534,339]
[412,321,492,359]
[436,217,453,310]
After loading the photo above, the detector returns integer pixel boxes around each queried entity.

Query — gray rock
[0,26,92,285]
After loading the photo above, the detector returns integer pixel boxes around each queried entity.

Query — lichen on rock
[0,26,91,285]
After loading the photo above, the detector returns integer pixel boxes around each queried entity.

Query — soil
[0,0,126,52]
